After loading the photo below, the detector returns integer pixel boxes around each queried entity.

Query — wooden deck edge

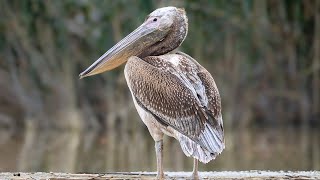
[1,171,319,180]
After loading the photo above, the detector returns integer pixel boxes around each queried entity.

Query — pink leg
[191,158,199,179]
[155,140,164,179]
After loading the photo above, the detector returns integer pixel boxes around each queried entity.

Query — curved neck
[139,13,188,57]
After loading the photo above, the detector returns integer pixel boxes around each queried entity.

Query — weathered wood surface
[1,171,319,180]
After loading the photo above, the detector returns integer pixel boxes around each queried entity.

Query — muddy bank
[1,171,319,179]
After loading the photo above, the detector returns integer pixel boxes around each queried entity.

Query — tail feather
[178,122,224,163]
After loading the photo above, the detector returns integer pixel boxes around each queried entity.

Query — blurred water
[0,126,319,172]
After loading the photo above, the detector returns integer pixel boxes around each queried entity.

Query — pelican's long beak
[79,20,169,78]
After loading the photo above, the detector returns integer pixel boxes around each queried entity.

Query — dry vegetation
[0,0,319,131]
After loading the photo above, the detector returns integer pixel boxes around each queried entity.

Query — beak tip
[79,72,85,79]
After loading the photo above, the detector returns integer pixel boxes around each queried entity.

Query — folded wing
[125,52,225,162]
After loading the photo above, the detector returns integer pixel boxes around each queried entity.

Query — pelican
[80,6,225,179]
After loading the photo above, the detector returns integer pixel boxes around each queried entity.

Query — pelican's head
[79,6,188,78]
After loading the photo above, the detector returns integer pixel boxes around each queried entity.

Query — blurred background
[0,0,319,173]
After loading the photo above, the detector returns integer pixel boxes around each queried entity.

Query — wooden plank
[1,171,319,180]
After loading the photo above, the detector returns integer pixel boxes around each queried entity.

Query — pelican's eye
[153,18,158,22]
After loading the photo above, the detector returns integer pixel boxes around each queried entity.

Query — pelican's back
[124,51,225,163]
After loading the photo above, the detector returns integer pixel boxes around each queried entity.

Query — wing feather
[125,53,224,161]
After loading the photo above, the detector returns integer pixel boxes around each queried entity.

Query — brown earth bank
[0,171,319,180]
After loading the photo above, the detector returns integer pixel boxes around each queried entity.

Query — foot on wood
[156,173,165,179]
[191,172,199,180]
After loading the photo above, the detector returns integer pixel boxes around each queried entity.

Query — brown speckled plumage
[125,51,224,163]
[80,6,224,178]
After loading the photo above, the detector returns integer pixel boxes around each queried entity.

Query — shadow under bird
[80,6,225,179]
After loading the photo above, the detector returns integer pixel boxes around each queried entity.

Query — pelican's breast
[124,57,177,140]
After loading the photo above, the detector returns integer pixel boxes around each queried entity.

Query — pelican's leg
[155,140,164,179]
[191,158,199,179]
